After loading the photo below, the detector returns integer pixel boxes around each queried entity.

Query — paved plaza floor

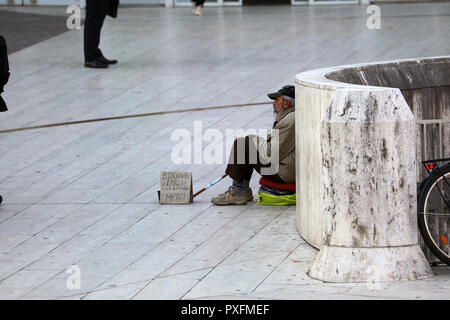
[0,3,449,300]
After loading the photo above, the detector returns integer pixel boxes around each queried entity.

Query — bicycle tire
[418,163,450,266]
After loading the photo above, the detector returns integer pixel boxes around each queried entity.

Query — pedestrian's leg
[227,135,286,183]
[84,0,107,62]
[193,0,204,15]
[225,136,254,194]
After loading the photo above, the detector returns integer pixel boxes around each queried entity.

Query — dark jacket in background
[84,0,119,62]
[0,35,9,112]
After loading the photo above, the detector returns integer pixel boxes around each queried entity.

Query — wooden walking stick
[193,173,229,198]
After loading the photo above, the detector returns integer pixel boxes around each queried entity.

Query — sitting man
[211,85,295,205]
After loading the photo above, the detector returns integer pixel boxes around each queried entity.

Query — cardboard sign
[159,171,193,204]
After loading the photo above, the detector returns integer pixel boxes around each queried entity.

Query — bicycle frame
[421,158,450,212]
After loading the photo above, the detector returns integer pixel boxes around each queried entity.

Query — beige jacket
[251,107,296,183]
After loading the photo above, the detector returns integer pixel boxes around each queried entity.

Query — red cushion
[259,177,295,192]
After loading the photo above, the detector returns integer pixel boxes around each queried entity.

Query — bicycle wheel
[418,163,450,265]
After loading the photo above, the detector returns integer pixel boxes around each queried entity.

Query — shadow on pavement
[0,9,83,54]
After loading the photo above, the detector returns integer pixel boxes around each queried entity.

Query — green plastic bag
[257,190,296,206]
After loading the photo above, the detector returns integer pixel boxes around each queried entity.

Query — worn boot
[211,186,253,205]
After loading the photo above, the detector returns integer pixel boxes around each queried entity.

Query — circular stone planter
[294,56,450,282]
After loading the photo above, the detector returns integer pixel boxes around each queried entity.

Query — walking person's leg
[84,0,108,67]
[192,0,205,15]
[0,36,8,202]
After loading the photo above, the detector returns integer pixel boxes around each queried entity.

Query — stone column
[309,88,433,282]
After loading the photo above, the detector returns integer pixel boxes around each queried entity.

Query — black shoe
[98,56,118,65]
[84,60,109,69]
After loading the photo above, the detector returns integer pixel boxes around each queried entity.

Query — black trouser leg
[225,136,285,184]
[84,0,107,62]
[0,35,9,112]
[194,0,205,6]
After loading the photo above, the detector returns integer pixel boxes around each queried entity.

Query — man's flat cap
[267,85,295,100]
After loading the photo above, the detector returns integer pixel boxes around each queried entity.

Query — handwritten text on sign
[160,171,193,204]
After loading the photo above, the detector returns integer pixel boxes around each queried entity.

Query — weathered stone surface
[308,88,433,282]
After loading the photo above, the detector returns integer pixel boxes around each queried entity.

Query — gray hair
[281,95,295,108]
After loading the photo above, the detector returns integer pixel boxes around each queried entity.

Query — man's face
[273,96,284,114]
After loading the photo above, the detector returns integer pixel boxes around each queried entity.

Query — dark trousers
[193,0,205,5]
[84,0,108,62]
[225,136,285,184]
[0,35,9,112]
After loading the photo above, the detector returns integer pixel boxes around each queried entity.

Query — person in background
[191,0,205,16]
[0,35,9,112]
[84,0,119,69]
